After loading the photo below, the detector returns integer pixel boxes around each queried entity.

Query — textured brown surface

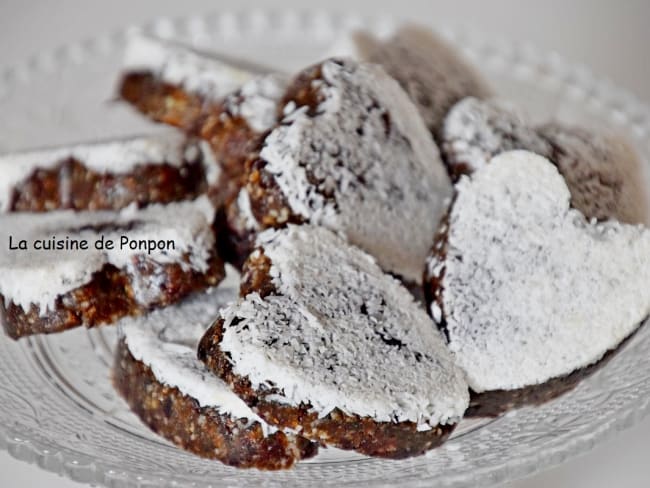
[1,253,225,339]
[245,61,338,219]
[422,210,452,342]
[216,156,301,269]
[243,157,302,228]
[279,63,324,115]
[9,157,206,212]
[119,72,206,133]
[119,71,268,182]
[540,123,649,225]
[218,62,339,267]
[120,70,303,269]
[239,248,275,298]
[214,198,257,269]
[113,339,318,470]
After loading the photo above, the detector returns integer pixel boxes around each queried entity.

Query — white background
[0,1,649,487]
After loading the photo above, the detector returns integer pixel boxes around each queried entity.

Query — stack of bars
[1,24,649,470]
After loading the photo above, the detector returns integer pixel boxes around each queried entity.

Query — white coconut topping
[0,133,215,212]
[234,188,261,232]
[441,97,551,173]
[434,150,650,392]
[259,59,452,283]
[328,25,491,135]
[219,225,469,429]
[119,268,274,432]
[123,34,257,101]
[0,196,216,314]
[224,75,287,133]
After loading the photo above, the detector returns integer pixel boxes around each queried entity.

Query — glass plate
[0,9,649,488]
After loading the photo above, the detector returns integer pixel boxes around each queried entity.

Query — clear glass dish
[0,9,649,488]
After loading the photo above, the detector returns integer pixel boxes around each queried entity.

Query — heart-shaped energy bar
[424,150,650,415]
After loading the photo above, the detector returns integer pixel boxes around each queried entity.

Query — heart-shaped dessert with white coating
[440,97,649,225]
[200,225,469,458]
[424,150,650,415]
[226,58,453,283]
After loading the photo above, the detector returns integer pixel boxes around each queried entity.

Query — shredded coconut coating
[120,268,273,430]
[432,150,650,392]
[219,225,469,429]
[123,34,257,101]
[0,133,214,213]
[224,75,288,133]
[0,196,216,314]
[539,123,650,225]
[234,188,261,232]
[259,59,452,282]
[441,97,551,177]
[329,25,491,138]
